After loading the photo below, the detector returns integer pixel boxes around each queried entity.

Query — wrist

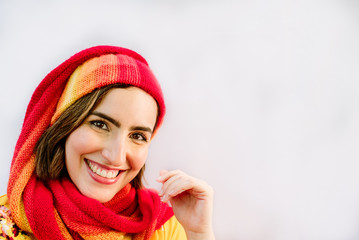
[185,230,215,240]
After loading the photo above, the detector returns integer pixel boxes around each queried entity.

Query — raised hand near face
[156,170,215,240]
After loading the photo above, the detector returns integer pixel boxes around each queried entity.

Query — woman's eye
[131,133,147,142]
[90,120,109,131]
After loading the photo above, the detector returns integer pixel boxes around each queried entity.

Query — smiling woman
[64,87,157,202]
[1,46,215,240]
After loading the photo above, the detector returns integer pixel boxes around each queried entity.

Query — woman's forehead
[93,87,158,128]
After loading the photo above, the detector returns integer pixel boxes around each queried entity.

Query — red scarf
[7,46,172,239]
[23,176,172,239]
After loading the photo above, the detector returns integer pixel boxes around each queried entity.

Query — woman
[0,46,214,239]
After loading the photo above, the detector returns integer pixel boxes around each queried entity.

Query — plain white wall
[1,0,359,239]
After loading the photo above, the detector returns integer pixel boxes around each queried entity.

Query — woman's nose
[102,136,127,165]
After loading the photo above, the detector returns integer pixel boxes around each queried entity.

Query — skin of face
[65,87,158,203]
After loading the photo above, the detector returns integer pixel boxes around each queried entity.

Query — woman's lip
[85,159,124,185]
[86,159,123,171]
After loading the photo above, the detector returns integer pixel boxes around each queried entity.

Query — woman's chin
[82,190,116,203]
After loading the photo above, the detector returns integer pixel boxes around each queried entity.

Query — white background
[1,1,359,239]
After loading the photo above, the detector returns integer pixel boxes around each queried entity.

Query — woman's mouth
[86,159,123,184]
[87,160,119,178]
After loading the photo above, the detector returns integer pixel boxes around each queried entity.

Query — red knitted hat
[51,47,166,134]
[26,45,165,139]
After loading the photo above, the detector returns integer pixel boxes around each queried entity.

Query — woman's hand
[156,170,215,240]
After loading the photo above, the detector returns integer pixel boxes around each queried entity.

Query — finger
[159,169,168,177]
[168,177,213,202]
[161,174,197,202]
[156,169,182,183]
[166,176,194,200]
[159,173,183,198]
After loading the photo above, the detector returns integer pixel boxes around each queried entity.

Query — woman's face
[65,87,158,203]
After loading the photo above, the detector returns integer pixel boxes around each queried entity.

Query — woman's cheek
[130,148,149,170]
[73,126,99,148]
[71,131,89,150]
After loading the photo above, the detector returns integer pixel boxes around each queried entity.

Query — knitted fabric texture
[7,46,172,240]
[51,53,165,130]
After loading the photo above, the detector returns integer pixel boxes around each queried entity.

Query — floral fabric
[0,196,31,239]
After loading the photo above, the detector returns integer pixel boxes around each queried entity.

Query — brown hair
[35,84,146,189]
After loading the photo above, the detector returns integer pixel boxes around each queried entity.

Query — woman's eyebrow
[130,126,153,134]
[90,111,153,133]
[91,111,120,128]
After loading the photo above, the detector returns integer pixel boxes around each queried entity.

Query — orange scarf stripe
[7,99,57,233]
[54,209,73,240]
[51,54,140,124]
[9,157,35,232]
[80,231,131,240]
[8,99,57,196]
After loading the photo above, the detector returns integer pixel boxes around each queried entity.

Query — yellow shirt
[150,215,187,240]
[0,195,186,239]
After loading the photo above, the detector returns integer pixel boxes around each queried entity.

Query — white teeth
[87,160,119,179]
[106,171,112,178]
